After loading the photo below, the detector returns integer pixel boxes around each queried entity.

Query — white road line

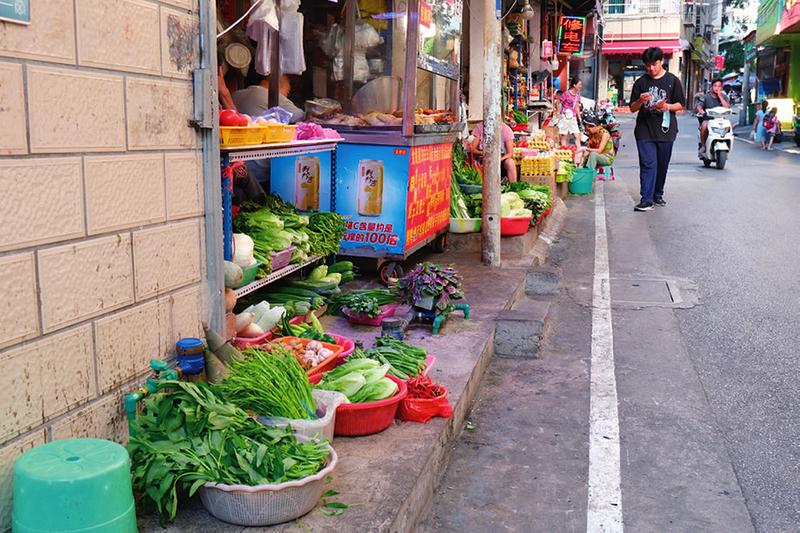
[587,183,624,533]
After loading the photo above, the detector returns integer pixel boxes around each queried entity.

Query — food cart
[290,0,464,282]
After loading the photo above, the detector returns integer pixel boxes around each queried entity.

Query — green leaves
[128,381,330,522]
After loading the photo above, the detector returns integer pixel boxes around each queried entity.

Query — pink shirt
[472,122,514,154]
[560,89,580,115]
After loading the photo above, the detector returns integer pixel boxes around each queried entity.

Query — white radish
[239,322,265,338]
[234,312,255,334]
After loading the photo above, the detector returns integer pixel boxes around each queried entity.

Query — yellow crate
[219,126,264,148]
[264,124,296,144]
[555,150,574,162]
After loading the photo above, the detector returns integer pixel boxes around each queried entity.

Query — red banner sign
[782,0,800,31]
[557,16,586,55]
[420,0,432,28]
[714,55,725,71]
[542,39,553,58]
[405,143,451,251]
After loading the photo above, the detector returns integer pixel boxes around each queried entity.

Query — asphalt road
[426,112,800,532]
[613,113,800,531]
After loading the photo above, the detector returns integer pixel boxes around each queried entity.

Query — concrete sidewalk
[137,203,568,532]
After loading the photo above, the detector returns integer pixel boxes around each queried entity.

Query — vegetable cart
[308,0,464,283]
[220,139,340,297]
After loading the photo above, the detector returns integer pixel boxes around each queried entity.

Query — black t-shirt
[630,72,686,142]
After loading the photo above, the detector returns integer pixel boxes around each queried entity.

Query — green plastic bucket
[12,439,137,533]
[569,168,594,195]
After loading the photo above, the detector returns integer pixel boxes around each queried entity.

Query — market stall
[302,0,464,282]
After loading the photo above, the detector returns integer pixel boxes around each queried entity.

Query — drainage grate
[606,276,696,309]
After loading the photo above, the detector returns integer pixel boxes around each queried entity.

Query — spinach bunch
[128,381,330,521]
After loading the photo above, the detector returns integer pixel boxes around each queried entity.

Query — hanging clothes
[247,0,279,76]
[280,0,306,74]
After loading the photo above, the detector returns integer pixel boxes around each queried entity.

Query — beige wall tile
[0,253,39,350]
[0,349,43,443]
[0,62,27,154]
[28,66,125,153]
[84,154,166,235]
[50,392,129,445]
[126,78,197,150]
[0,157,85,252]
[165,152,203,220]
[160,0,196,11]
[41,326,95,420]
[0,0,76,64]
[133,220,201,299]
[161,7,199,79]
[94,300,170,393]
[167,285,202,343]
[0,431,45,532]
[76,0,161,75]
[38,235,134,332]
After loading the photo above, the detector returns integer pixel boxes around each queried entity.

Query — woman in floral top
[581,112,615,170]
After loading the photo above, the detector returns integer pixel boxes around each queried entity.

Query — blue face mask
[661,106,670,132]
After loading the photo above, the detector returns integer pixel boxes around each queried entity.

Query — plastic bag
[397,388,453,423]
[280,9,306,74]
[258,390,347,442]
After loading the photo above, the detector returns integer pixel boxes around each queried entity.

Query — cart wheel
[379,262,404,285]
[431,233,448,253]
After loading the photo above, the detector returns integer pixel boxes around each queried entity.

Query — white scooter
[699,106,734,169]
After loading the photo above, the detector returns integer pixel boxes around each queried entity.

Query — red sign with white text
[405,143,451,251]
[542,40,553,58]
[420,0,432,28]
[714,55,725,71]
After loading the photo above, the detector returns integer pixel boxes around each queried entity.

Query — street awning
[601,39,683,56]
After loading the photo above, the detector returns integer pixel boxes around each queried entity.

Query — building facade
[0,2,207,529]
[756,0,800,101]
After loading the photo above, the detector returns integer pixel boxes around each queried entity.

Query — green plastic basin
[12,438,137,533]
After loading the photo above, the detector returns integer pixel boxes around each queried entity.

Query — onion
[225,289,237,312]
[239,322,265,338]
[234,312,255,334]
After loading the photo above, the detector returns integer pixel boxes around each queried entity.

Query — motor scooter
[699,106,734,169]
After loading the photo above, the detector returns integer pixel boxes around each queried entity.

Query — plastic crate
[269,246,295,272]
[220,126,264,148]
[264,124,296,143]
[308,375,408,436]
[275,337,343,376]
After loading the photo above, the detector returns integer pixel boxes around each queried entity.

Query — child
[764,108,780,151]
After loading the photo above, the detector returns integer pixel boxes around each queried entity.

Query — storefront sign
[405,143,451,251]
[714,55,725,71]
[542,40,553,58]
[557,16,586,55]
[420,0,432,29]
[781,0,800,31]
[756,0,782,45]
[0,0,30,25]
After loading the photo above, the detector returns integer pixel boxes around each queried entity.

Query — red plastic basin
[309,374,407,436]
[342,303,400,327]
[500,216,533,236]
[232,315,304,348]
[330,334,355,363]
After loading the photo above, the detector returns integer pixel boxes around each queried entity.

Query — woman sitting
[580,112,615,170]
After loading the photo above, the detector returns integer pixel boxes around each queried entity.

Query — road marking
[587,183,624,533]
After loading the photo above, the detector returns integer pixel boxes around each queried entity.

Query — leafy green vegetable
[128,381,329,521]
[328,289,399,315]
[452,141,482,185]
[307,212,346,257]
[218,346,317,419]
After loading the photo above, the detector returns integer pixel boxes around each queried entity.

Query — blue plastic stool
[596,166,615,181]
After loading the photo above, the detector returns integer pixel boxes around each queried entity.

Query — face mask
[661,106,670,133]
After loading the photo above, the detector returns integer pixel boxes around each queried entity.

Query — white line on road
[587,183,624,533]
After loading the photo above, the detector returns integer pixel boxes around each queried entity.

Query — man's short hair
[711,78,723,86]
[641,47,664,64]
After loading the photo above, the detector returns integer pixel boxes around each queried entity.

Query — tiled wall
[0,0,206,528]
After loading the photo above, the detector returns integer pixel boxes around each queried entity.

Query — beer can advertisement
[335,143,451,256]
[335,144,409,256]
[270,152,332,212]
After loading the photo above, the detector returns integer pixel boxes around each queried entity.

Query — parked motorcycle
[699,106,734,169]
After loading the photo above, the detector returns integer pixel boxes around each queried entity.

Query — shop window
[605,0,625,15]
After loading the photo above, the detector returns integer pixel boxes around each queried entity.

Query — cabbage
[509,208,533,218]
[501,192,525,210]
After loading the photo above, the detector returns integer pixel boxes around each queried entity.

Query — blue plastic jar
[176,337,205,376]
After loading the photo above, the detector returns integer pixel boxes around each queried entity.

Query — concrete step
[525,266,561,296]
[494,297,553,359]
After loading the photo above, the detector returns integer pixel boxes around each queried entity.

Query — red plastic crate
[309,375,407,436]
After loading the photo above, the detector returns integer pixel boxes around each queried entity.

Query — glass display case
[303,0,462,141]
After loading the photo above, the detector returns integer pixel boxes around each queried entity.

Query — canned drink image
[357,159,384,216]
[294,156,320,211]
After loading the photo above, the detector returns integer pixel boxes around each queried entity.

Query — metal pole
[741,57,751,126]
[481,0,502,266]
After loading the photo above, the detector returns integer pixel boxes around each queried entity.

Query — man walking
[629,47,685,211]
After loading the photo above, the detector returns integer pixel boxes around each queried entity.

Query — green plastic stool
[12,438,137,533]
